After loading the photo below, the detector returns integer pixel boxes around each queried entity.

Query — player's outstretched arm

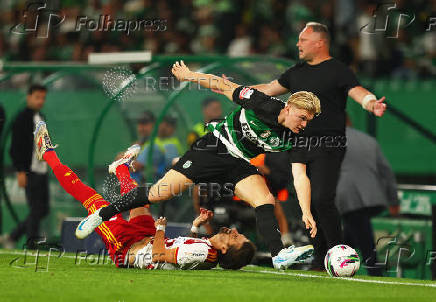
[171,60,239,100]
[152,217,177,264]
[250,80,289,96]
[348,86,387,117]
[291,163,317,238]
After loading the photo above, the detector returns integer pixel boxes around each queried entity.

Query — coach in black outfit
[252,22,387,269]
[9,84,50,249]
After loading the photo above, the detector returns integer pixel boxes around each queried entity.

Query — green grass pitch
[1,249,436,302]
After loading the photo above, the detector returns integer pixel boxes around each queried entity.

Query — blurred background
[0,0,434,78]
[0,0,435,279]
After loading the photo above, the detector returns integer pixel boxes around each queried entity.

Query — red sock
[43,150,61,170]
[44,151,109,213]
[115,164,137,195]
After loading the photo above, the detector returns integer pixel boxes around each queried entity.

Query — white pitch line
[0,250,98,260]
[2,250,436,288]
[242,269,436,288]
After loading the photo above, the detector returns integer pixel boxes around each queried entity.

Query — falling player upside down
[35,121,255,270]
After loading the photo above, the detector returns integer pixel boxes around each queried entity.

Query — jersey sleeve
[232,86,285,125]
[277,67,293,89]
[175,241,218,268]
[337,65,360,93]
[288,148,308,164]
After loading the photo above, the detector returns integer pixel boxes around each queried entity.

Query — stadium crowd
[0,0,434,78]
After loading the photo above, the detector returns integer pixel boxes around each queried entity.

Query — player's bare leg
[76,160,194,238]
[274,202,293,246]
[234,174,313,269]
[148,169,194,202]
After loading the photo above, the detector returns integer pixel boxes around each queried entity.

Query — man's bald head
[305,22,330,44]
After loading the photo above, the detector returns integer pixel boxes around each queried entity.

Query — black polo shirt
[278,58,360,138]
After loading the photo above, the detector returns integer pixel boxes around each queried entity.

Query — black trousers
[293,148,345,267]
[10,172,50,248]
[342,207,384,276]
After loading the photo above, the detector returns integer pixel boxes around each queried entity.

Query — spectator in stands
[187,98,223,147]
[131,111,165,184]
[0,0,433,78]
[335,117,400,276]
[155,115,183,216]
[156,115,183,171]
[3,84,50,249]
[228,24,252,57]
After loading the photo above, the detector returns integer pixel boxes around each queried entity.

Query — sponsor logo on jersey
[260,130,271,138]
[241,123,258,143]
[239,87,254,100]
[190,253,207,257]
[269,137,280,147]
[183,160,192,169]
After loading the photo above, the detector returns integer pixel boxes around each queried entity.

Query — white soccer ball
[324,244,360,277]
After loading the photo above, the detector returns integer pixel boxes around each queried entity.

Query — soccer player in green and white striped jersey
[76,61,321,270]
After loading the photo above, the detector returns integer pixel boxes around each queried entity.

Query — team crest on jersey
[239,87,254,100]
[269,137,280,147]
[183,160,192,169]
[260,130,271,139]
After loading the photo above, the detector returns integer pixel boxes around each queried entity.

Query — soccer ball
[324,244,360,277]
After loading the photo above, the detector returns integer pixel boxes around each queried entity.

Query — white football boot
[75,208,103,239]
[108,144,141,175]
[272,244,314,270]
[34,121,57,160]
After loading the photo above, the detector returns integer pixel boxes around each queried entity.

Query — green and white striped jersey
[207,86,294,161]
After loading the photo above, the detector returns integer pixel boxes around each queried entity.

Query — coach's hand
[171,60,191,82]
[373,96,387,117]
[302,213,317,238]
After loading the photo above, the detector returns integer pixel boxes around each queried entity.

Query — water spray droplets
[102,66,137,102]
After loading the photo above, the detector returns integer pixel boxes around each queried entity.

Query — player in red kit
[34,121,255,270]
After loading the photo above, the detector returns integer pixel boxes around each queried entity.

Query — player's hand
[193,208,213,227]
[17,172,27,188]
[155,217,167,228]
[373,96,387,117]
[302,213,317,238]
[211,74,229,94]
[171,60,191,82]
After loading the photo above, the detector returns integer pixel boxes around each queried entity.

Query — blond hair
[286,91,321,116]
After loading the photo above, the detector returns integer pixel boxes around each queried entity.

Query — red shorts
[96,212,156,267]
